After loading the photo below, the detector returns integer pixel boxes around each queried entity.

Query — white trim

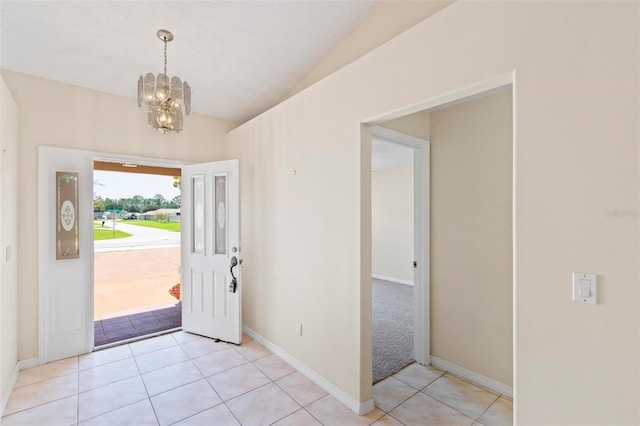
[0,363,18,417]
[243,325,375,415]
[511,70,518,419]
[0,358,39,418]
[431,355,513,398]
[372,274,413,286]
[364,72,514,124]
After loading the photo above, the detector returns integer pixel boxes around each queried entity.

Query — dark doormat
[94,302,182,346]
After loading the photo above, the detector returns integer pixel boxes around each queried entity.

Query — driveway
[93,221,181,319]
[94,220,180,252]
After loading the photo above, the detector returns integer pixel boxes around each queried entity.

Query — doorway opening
[93,161,182,347]
[371,130,420,383]
[368,83,514,408]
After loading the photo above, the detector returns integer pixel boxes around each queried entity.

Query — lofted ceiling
[0,1,377,122]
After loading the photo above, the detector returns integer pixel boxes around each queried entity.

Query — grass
[93,228,131,240]
[123,220,181,232]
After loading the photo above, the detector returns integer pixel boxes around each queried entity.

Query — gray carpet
[372,278,414,383]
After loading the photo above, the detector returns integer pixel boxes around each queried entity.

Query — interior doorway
[367,82,514,399]
[370,125,430,383]
[92,161,182,347]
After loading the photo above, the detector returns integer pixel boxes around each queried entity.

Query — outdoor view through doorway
[93,161,182,346]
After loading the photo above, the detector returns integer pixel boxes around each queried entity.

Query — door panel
[181,160,241,344]
[38,147,94,362]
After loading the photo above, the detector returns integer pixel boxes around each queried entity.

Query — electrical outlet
[296,323,302,337]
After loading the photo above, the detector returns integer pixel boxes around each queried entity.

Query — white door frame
[371,126,430,365]
[38,147,189,363]
[363,71,516,407]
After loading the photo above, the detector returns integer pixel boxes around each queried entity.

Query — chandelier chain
[163,40,168,76]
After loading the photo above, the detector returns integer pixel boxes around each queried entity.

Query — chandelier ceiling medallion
[137,29,191,134]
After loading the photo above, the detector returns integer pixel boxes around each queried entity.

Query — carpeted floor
[372,278,414,383]
[94,302,182,346]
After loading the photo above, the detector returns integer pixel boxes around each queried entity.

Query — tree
[167,195,181,209]
[153,194,166,209]
[94,196,105,212]
[172,176,181,189]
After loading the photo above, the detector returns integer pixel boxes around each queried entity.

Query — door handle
[229,256,239,293]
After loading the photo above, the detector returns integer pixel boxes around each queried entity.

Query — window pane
[214,175,227,255]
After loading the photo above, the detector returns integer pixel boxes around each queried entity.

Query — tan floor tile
[207,363,270,401]
[234,340,271,361]
[129,334,177,356]
[241,333,254,344]
[373,376,418,412]
[226,382,301,425]
[273,408,322,425]
[390,392,474,426]
[393,362,444,390]
[1,395,77,426]
[193,347,248,377]
[171,331,205,345]
[276,372,328,407]
[79,345,133,370]
[79,399,159,425]
[141,360,204,396]
[150,379,222,426]
[5,373,78,415]
[372,414,405,425]
[252,354,296,380]
[422,374,499,419]
[306,395,385,425]
[78,376,148,421]
[478,396,513,426]
[134,344,189,373]
[14,357,78,388]
[79,357,140,392]
[173,403,240,426]
[180,337,231,358]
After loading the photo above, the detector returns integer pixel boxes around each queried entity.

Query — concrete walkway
[94,220,180,252]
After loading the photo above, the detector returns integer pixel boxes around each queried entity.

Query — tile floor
[2,332,512,425]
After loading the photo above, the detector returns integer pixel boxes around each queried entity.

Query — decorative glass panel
[192,176,205,254]
[56,172,79,260]
[214,175,227,255]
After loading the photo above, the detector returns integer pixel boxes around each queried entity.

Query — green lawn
[93,228,131,240]
[124,220,181,232]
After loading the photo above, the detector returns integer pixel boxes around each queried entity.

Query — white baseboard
[430,355,513,398]
[372,274,413,286]
[0,358,38,418]
[243,326,374,415]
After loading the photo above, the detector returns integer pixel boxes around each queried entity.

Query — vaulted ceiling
[0,1,376,122]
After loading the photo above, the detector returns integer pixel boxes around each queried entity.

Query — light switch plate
[573,272,597,304]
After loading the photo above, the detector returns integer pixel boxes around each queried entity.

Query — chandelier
[137,29,191,134]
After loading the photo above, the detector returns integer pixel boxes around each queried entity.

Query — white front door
[38,147,94,362]
[181,160,241,344]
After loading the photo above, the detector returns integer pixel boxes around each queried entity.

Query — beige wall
[287,1,454,97]
[228,2,639,424]
[430,89,513,386]
[372,168,413,282]
[1,70,236,361]
[0,76,19,410]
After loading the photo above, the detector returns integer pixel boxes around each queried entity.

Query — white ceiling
[0,1,376,122]
[372,137,413,172]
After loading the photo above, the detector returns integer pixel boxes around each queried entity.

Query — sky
[94,171,180,200]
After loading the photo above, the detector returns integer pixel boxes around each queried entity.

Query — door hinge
[413,261,417,268]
